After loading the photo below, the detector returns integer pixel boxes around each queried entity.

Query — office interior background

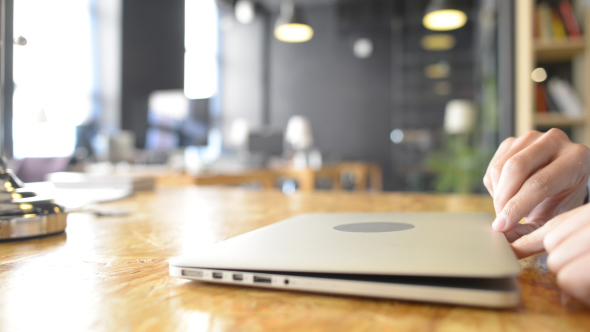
[1,0,587,193]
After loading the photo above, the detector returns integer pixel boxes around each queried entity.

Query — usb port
[253,275,272,284]
[212,272,223,279]
[181,270,203,278]
[232,274,244,281]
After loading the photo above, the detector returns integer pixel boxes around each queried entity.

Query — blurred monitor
[145,90,209,151]
[248,129,283,156]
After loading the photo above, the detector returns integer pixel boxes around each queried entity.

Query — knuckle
[502,201,521,221]
[530,130,542,136]
[483,177,493,194]
[546,128,568,141]
[571,143,590,160]
[500,137,516,147]
[543,232,556,253]
[546,254,560,274]
[522,130,541,140]
[528,176,550,194]
[491,164,503,179]
[571,145,590,178]
[503,157,524,174]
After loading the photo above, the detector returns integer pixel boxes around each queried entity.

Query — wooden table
[0,187,589,331]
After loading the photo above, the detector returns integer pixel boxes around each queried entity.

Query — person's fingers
[511,204,587,258]
[484,137,516,197]
[504,222,541,243]
[488,131,542,211]
[493,136,560,215]
[492,155,585,232]
[526,194,564,219]
[503,196,565,245]
[483,174,494,197]
[556,251,590,307]
[510,207,574,258]
[511,230,548,259]
[546,223,590,273]
[543,204,590,253]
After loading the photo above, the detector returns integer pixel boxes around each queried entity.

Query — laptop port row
[181,270,288,286]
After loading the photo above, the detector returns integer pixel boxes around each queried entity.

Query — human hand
[483,129,590,242]
[511,203,590,306]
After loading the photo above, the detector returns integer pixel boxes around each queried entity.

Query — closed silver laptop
[170,212,520,307]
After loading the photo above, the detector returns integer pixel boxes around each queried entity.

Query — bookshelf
[516,0,590,147]
[534,112,586,126]
[534,39,584,62]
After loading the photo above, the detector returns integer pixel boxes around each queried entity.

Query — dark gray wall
[1,0,13,158]
[269,5,393,187]
[121,0,185,148]
[221,4,394,189]
[220,14,266,134]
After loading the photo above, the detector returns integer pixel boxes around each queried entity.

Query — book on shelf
[546,77,585,118]
[535,0,582,42]
[558,0,582,38]
[537,2,555,41]
[551,8,568,41]
[535,83,549,113]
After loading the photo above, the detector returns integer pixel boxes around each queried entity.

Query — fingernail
[492,215,507,231]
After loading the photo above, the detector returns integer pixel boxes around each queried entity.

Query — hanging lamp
[274,2,313,43]
[423,0,467,31]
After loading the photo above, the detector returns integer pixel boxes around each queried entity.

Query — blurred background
[0,0,587,194]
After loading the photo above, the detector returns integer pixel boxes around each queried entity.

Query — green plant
[427,134,494,193]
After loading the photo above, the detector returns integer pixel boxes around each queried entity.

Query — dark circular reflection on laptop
[333,222,415,233]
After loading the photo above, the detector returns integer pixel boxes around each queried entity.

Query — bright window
[12,0,94,159]
[184,0,218,99]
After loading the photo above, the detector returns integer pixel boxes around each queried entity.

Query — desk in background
[193,162,383,191]
[72,162,383,191]
[0,187,588,331]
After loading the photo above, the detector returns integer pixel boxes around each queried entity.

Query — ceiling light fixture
[420,33,456,51]
[353,38,373,59]
[235,0,255,24]
[274,2,313,43]
[434,81,452,96]
[423,0,467,31]
[424,61,451,79]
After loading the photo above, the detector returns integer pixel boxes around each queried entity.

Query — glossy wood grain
[0,187,589,331]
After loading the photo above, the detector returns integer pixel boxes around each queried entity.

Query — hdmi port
[212,272,223,279]
[253,275,272,284]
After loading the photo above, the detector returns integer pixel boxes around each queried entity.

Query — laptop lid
[170,212,520,278]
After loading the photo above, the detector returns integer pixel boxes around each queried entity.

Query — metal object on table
[0,160,67,241]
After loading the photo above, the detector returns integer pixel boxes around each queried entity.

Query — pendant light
[420,33,456,51]
[274,2,313,43]
[235,0,255,24]
[423,0,467,31]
